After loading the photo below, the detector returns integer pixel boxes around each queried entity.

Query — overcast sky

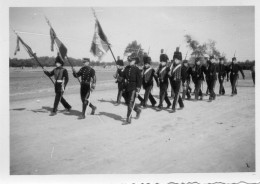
[9,6,255,62]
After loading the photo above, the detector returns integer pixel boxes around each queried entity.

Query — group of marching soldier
[43,47,249,125]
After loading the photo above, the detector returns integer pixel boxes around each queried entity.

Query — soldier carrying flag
[121,54,142,125]
[44,54,72,116]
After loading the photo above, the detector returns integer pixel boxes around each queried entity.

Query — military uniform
[191,58,206,100]
[73,58,96,118]
[138,56,158,108]
[205,57,217,100]
[227,57,245,95]
[169,51,184,112]
[44,56,71,115]
[181,60,192,100]
[218,58,228,95]
[122,56,142,125]
[156,64,171,109]
[114,59,125,104]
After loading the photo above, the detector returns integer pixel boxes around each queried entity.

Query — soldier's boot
[50,111,57,116]
[79,103,87,119]
[122,107,132,125]
[90,104,97,115]
[136,108,142,119]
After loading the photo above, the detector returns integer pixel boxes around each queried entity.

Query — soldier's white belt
[56,80,63,83]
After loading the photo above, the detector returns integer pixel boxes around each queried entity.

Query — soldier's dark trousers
[206,79,210,95]
[208,79,216,99]
[145,86,156,105]
[194,80,203,100]
[81,83,95,115]
[53,83,71,112]
[159,84,171,107]
[230,75,238,95]
[171,80,184,109]
[182,81,191,100]
[125,90,141,118]
[218,78,225,95]
[138,85,157,106]
[117,83,125,104]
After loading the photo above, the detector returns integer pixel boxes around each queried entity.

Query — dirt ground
[10,78,255,174]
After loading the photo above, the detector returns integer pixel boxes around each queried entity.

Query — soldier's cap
[219,57,225,61]
[209,55,215,60]
[143,56,151,65]
[55,56,64,66]
[83,58,90,62]
[173,51,182,61]
[232,57,237,61]
[116,59,124,66]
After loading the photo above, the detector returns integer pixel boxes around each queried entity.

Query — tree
[185,35,207,57]
[124,40,144,63]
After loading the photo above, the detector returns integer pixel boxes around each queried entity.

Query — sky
[9,6,255,62]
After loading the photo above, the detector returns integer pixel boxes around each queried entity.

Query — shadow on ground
[98,111,125,123]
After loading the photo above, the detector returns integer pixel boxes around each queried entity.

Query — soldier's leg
[80,85,88,118]
[116,89,123,104]
[148,92,157,106]
[171,81,178,109]
[177,81,184,108]
[194,81,199,100]
[52,83,62,113]
[143,87,150,107]
[60,97,71,110]
[219,79,222,95]
[182,82,186,100]
[158,85,164,108]
[52,92,61,113]
[138,94,144,105]
[165,91,171,107]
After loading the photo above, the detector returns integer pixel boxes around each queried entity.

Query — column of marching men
[43,48,246,125]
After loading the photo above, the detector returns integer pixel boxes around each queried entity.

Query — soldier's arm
[239,65,245,79]
[63,69,69,89]
[136,68,142,92]
[153,69,159,86]
[73,68,82,78]
[91,69,97,89]
[44,69,54,77]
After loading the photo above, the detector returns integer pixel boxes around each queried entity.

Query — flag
[90,19,110,58]
[14,36,35,57]
[50,27,67,60]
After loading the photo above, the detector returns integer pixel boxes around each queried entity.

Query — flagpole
[44,16,81,84]
[11,28,55,85]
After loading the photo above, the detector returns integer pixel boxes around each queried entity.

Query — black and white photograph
[1,0,259,183]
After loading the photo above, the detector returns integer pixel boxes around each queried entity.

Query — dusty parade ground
[9,69,255,174]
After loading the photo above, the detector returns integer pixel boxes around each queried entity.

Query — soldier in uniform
[121,55,142,125]
[191,58,206,100]
[227,57,245,95]
[251,64,255,85]
[72,58,97,119]
[113,56,125,105]
[156,52,171,111]
[44,55,71,116]
[168,49,184,113]
[181,60,192,100]
[138,53,158,108]
[218,57,228,95]
[205,56,217,101]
